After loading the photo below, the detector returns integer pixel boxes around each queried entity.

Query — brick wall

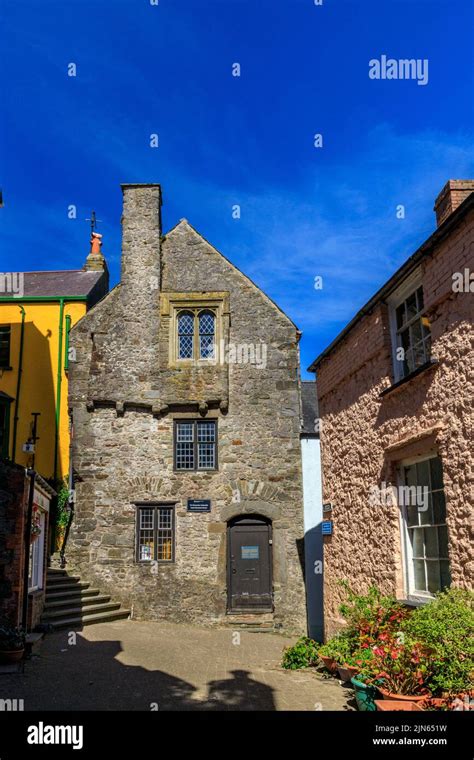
[0,462,27,627]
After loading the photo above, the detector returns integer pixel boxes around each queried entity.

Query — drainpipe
[60,413,75,568]
[53,299,65,484]
[11,306,26,463]
[64,314,71,371]
[50,299,64,555]
[22,468,36,632]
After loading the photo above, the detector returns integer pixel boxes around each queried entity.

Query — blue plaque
[322,521,333,535]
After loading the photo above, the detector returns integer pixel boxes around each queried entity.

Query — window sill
[398,596,433,609]
[0,366,12,371]
[380,359,439,398]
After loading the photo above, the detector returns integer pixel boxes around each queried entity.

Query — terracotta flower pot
[319,655,338,674]
[337,664,360,682]
[378,686,426,703]
[0,648,24,664]
[375,699,424,711]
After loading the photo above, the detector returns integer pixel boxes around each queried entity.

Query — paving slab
[0,620,355,711]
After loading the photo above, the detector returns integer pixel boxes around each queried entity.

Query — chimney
[434,179,474,227]
[121,183,162,294]
[84,232,107,272]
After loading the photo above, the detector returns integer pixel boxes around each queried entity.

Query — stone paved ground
[0,620,355,711]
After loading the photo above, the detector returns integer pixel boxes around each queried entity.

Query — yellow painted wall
[0,301,87,482]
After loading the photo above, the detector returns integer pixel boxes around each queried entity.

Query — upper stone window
[176,308,216,361]
[161,291,229,368]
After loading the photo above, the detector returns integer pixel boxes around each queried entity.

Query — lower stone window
[136,504,175,563]
[174,419,217,471]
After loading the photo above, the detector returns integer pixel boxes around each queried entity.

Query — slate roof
[301,380,319,437]
[19,270,104,298]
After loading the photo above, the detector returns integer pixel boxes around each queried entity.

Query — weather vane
[85,210,102,235]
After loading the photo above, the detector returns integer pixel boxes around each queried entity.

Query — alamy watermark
[0,272,24,298]
[452,268,474,292]
[369,55,429,86]
[369,481,429,511]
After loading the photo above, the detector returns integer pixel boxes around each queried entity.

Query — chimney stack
[84,232,107,272]
[121,183,162,294]
[434,179,474,227]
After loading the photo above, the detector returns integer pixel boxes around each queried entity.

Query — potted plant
[318,631,355,674]
[338,647,375,683]
[350,672,384,711]
[367,635,432,703]
[375,699,424,712]
[0,620,26,664]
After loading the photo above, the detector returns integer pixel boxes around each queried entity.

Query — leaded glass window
[198,311,215,359]
[175,420,217,471]
[178,312,194,359]
[176,309,216,361]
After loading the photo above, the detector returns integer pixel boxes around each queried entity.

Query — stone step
[46,581,91,595]
[46,569,68,577]
[46,575,82,585]
[42,602,121,620]
[45,609,131,630]
[45,587,98,601]
[225,612,275,631]
[43,594,111,610]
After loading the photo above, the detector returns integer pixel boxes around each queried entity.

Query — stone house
[66,183,307,632]
[308,179,474,637]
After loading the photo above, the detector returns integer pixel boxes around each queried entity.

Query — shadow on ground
[1,635,277,711]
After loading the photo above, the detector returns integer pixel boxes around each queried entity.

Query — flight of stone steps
[41,568,130,629]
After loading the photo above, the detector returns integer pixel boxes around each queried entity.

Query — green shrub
[281,636,319,670]
[401,588,474,696]
[338,580,408,643]
[56,480,70,529]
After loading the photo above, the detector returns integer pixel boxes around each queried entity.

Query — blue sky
[1,0,473,377]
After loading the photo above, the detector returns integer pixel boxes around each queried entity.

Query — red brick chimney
[434,179,474,227]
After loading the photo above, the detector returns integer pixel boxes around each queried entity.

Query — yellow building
[0,235,108,483]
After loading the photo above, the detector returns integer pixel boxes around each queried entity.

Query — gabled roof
[18,270,105,298]
[164,219,299,331]
[301,380,319,437]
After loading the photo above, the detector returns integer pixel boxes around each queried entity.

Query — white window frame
[28,509,46,591]
[387,268,431,383]
[397,453,450,602]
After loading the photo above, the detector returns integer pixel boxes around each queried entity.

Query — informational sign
[323,502,333,513]
[187,499,211,513]
[241,546,259,560]
[322,521,333,535]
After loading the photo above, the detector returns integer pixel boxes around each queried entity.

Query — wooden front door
[228,517,272,611]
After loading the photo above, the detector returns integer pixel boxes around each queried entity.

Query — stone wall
[67,184,307,633]
[316,206,474,637]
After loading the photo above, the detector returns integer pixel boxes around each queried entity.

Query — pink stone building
[308,180,474,637]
